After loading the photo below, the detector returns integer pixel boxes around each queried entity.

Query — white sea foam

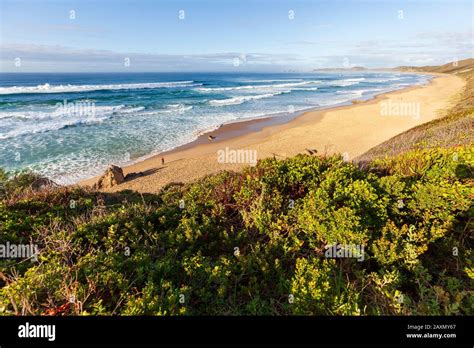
[336,88,384,97]
[0,81,200,95]
[1,73,428,184]
[329,80,362,87]
[209,91,288,106]
[162,104,193,113]
[0,105,128,121]
[365,77,402,83]
[0,116,108,140]
[238,79,304,83]
[197,80,321,92]
[117,106,146,114]
[296,87,319,91]
[0,105,148,139]
[344,78,366,82]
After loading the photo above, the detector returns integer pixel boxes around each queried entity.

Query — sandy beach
[80,73,465,193]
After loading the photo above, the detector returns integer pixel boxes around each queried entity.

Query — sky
[0,0,473,72]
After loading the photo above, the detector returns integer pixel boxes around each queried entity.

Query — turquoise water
[0,72,430,183]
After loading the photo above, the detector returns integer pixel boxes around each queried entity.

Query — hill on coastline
[356,58,474,163]
[395,58,474,74]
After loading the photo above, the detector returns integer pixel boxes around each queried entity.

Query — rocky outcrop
[95,165,125,189]
[30,178,58,191]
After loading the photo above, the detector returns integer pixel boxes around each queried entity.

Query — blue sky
[0,0,472,72]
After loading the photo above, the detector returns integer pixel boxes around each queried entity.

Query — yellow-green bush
[0,145,472,315]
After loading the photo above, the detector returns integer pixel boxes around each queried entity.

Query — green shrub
[0,145,472,315]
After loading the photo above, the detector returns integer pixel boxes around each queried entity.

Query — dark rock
[30,178,58,191]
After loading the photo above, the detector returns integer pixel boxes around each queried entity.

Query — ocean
[0,72,430,183]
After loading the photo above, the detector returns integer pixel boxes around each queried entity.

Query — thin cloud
[0,43,307,72]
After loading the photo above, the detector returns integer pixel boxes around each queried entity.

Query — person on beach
[161,157,165,165]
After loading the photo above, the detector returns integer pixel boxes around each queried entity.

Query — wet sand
[80,73,465,193]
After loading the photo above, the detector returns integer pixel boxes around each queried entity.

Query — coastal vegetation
[0,62,472,316]
[357,59,474,162]
[1,145,472,315]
